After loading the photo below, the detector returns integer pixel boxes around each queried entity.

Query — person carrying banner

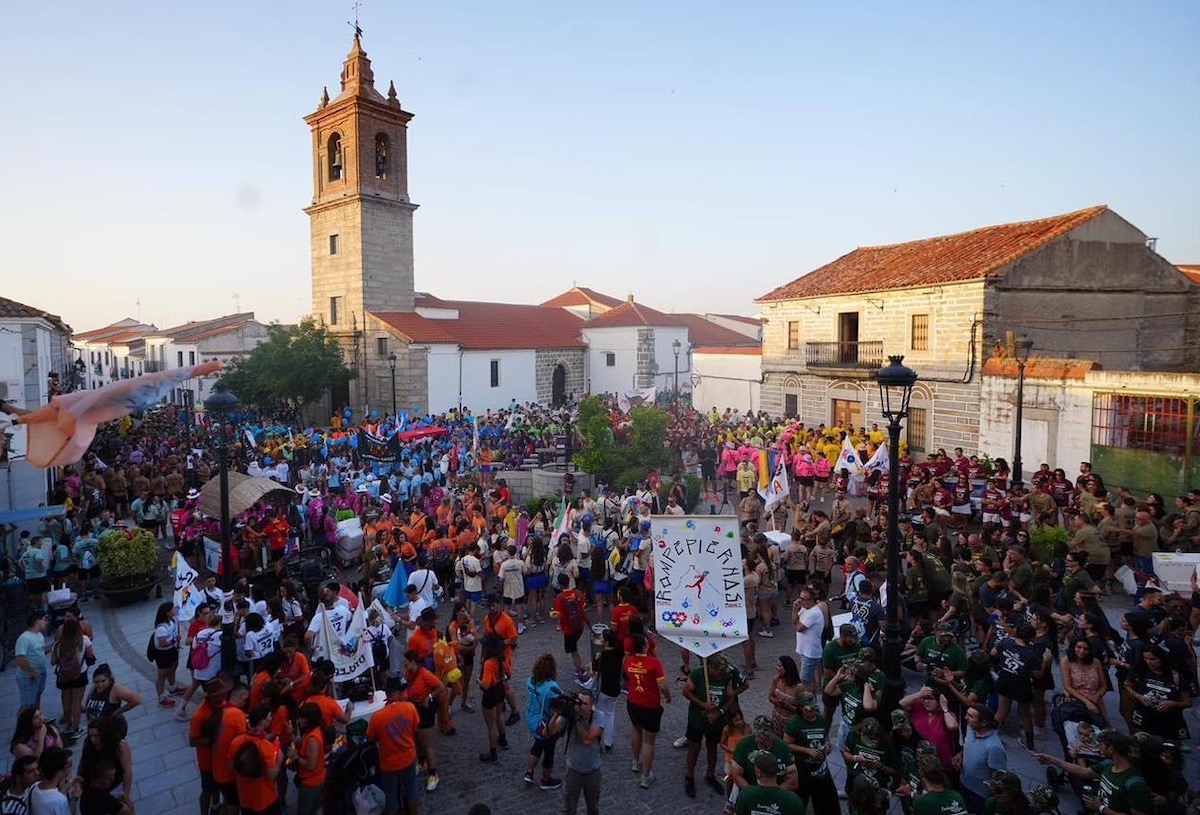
[682,653,749,799]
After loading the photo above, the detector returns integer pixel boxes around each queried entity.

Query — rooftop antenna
[233,293,241,312]
[135,298,142,322]
[349,1,363,38]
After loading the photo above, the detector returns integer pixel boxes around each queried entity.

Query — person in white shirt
[663,496,685,516]
[29,747,80,815]
[456,543,484,616]
[792,590,826,693]
[304,581,352,658]
[407,555,441,609]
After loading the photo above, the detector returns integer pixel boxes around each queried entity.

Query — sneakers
[673,735,689,749]
[174,706,190,722]
[757,629,774,638]
[540,777,563,791]
[524,772,535,785]
[461,701,476,713]
[517,623,527,635]
[67,727,87,740]
[505,712,520,727]
[425,774,440,793]
[158,696,176,707]
[168,686,187,696]
[632,760,642,774]
[685,777,696,798]
[640,772,656,789]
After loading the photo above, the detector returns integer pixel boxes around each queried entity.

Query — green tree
[573,396,675,484]
[219,319,354,411]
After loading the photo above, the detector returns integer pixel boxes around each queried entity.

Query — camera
[548,691,582,722]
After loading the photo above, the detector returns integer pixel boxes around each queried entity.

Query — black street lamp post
[388,351,398,418]
[877,354,918,712]
[1011,338,1033,485]
[206,381,239,591]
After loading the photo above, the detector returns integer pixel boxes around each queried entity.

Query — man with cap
[367,675,421,815]
[842,715,891,792]
[819,624,861,737]
[914,622,967,688]
[1027,784,1059,815]
[783,692,837,813]
[733,747,804,815]
[1034,729,1150,815]
[1004,544,1034,601]
[823,648,885,758]
[958,704,1006,813]
[911,753,967,815]
[984,770,1028,813]
[682,652,749,798]
[731,715,798,797]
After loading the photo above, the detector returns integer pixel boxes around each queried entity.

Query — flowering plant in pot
[97,526,160,603]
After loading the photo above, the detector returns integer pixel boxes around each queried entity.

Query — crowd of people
[1,396,1198,815]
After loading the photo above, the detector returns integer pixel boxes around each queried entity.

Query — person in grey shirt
[549,690,604,815]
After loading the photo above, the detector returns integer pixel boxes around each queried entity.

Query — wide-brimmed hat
[308,488,321,497]
[186,488,201,500]
[380,493,392,504]
[355,484,369,493]
[295,484,307,495]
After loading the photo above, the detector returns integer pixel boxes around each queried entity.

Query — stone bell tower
[305,34,417,411]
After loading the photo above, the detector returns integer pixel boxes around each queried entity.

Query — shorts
[26,577,50,595]
[798,476,815,487]
[563,630,583,654]
[799,655,821,683]
[78,567,100,580]
[593,581,612,595]
[200,770,219,795]
[526,573,548,592]
[627,702,664,733]
[934,508,950,517]
[982,513,1000,525]
[686,718,724,744]
[907,600,929,619]
[220,781,239,807]
[54,567,76,580]
[996,677,1033,704]
[466,590,483,603]
[503,595,523,606]
[816,475,830,484]
[579,567,592,582]
[759,589,779,602]
[56,670,89,690]
[379,764,418,814]
[482,684,506,709]
[529,734,558,766]
[1019,513,1032,524]
[786,570,807,587]
[952,505,971,515]
[416,702,436,730]
[155,649,180,671]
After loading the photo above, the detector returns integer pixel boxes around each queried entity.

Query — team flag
[864,442,890,474]
[758,452,790,512]
[837,436,863,475]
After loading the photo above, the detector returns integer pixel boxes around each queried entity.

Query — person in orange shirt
[610,586,640,651]
[278,636,312,703]
[482,604,521,722]
[402,650,448,792]
[406,609,439,667]
[228,707,282,815]
[367,677,421,815]
[248,652,283,712]
[294,703,327,815]
[262,511,290,575]
[476,633,509,764]
[304,660,352,730]
[211,683,250,815]
[189,674,233,815]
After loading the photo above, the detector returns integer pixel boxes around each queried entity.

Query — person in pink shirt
[900,686,959,774]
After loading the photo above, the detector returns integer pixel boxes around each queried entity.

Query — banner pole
[702,655,710,714]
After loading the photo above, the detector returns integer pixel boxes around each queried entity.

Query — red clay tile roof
[757,205,1109,302]
[540,286,623,309]
[152,313,258,344]
[710,313,762,326]
[693,346,762,355]
[0,296,70,332]
[983,357,1096,380]
[74,319,158,342]
[1176,265,1200,285]
[670,313,761,347]
[585,298,687,328]
[374,299,585,350]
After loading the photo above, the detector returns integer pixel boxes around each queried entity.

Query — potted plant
[97,527,160,605]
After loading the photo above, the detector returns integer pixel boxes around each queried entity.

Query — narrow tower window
[374,133,389,179]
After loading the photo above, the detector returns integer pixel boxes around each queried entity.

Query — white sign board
[651,516,748,658]
[1151,552,1200,593]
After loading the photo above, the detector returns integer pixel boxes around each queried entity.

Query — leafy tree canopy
[218,319,354,411]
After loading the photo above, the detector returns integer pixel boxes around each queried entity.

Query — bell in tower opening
[375,133,389,179]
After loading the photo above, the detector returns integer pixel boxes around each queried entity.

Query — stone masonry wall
[534,348,586,404]
[635,329,656,388]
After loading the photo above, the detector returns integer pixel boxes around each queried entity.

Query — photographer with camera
[547,689,604,815]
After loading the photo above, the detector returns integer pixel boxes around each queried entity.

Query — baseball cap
[890,710,912,730]
[797,692,817,711]
[752,715,773,735]
[985,770,1022,794]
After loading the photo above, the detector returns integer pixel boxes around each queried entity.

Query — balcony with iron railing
[805,340,885,372]
[144,361,164,373]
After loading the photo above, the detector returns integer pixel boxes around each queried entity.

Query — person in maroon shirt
[1048,469,1073,508]
[953,448,971,478]
[931,479,954,518]
[966,456,988,481]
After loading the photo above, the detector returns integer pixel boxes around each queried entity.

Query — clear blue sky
[2,1,1197,331]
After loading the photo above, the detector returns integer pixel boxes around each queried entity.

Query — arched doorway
[551,364,567,406]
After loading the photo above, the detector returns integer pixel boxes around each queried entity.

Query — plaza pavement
[3,523,1198,815]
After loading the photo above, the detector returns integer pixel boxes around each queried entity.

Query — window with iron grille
[377,337,388,357]
[605,352,615,367]
[911,314,930,351]
[907,407,928,453]
[1092,393,1192,455]
[787,321,800,350]
[784,393,798,417]
[490,359,500,388]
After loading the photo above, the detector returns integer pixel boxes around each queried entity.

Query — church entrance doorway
[551,364,567,406]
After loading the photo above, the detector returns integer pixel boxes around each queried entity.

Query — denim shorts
[799,655,821,683]
[379,763,418,813]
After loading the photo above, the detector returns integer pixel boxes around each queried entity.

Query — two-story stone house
[755,205,1199,458]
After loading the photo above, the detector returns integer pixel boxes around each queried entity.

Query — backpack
[79,546,97,571]
[146,633,158,662]
[432,639,456,678]
[233,740,264,779]
[56,645,84,684]
[590,544,608,580]
[561,591,585,632]
[370,628,389,668]
[191,632,212,671]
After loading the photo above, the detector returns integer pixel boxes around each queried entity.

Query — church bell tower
[305,34,417,410]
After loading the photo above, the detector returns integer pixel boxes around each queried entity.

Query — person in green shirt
[1033,729,1151,815]
[820,624,861,735]
[983,770,1030,815]
[683,653,749,798]
[842,716,892,791]
[731,715,797,791]
[914,623,967,688]
[911,754,968,815]
[734,750,805,815]
[823,648,884,755]
[783,693,837,813]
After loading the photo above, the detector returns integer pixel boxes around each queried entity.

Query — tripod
[708,479,734,515]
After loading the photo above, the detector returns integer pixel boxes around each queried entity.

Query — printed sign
[652,516,748,658]
[317,598,375,682]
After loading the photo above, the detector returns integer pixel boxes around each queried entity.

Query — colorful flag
[382,557,410,608]
[864,442,890,474]
[837,436,863,475]
[170,551,201,622]
[549,498,570,546]
[758,452,790,512]
[318,598,374,682]
[757,448,770,492]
